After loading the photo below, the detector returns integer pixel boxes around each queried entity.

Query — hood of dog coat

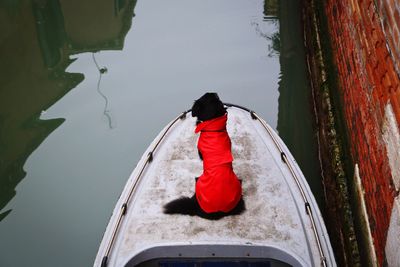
[195,113,227,133]
[194,114,233,169]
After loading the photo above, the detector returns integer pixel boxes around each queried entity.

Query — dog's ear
[208,94,226,118]
[191,99,202,118]
[214,98,226,115]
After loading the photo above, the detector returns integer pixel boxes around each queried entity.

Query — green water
[0,0,322,266]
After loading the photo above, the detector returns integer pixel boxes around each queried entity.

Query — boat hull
[94,105,336,267]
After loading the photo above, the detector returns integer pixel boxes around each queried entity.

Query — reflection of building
[61,0,135,53]
[33,0,137,68]
[0,0,137,221]
[275,0,322,204]
[259,0,279,57]
[263,0,278,20]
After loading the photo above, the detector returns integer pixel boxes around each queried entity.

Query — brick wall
[323,0,400,265]
[377,0,400,77]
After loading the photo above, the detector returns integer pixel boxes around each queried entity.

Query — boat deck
[95,106,335,267]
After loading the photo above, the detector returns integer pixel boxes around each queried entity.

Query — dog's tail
[163,196,199,215]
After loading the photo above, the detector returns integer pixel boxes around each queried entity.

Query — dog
[163,93,245,220]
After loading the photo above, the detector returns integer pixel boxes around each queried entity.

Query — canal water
[0,0,322,266]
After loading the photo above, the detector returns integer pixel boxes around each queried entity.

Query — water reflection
[92,52,114,129]
[0,1,320,266]
[275,0,324,205]
[252,0,280,58]
[264,0,278,20]
[263,0,280,57]
[0,0,137,221]
[264,0,281,56]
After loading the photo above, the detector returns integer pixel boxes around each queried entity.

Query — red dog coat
[194,114,242,213]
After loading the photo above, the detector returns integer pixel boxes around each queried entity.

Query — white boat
[94,104,337,267]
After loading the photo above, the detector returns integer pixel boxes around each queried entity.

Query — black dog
[163,93,245,220]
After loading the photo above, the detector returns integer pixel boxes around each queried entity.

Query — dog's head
[191,93,226,123]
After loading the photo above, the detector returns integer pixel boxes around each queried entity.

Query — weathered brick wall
[377,0,400,77]
[323,0,400,265]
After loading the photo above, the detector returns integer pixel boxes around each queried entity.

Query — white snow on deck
[94,107,335,267]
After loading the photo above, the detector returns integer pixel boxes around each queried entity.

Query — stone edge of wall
[383,103,400,267]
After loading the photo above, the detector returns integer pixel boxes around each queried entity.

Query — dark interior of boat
[135,258,292,267]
